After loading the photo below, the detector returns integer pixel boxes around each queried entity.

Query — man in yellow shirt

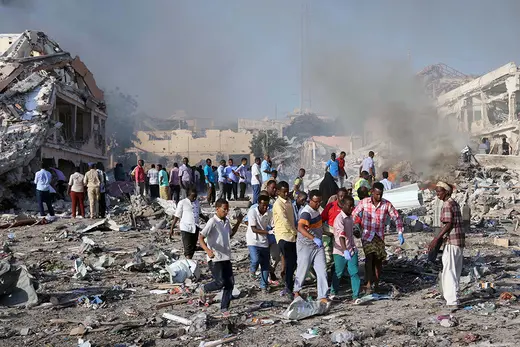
[273,181,298,299]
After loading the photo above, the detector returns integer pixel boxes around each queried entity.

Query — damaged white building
[0,31,107,202]
[435,62,520,152]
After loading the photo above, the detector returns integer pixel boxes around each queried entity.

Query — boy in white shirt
[246,195,273,293]
[169,187,208,258]
[198,199,244,314]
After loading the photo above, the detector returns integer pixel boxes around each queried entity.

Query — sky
[1,0,520,124]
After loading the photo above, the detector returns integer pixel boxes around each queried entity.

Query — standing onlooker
[198,199,244,315]
[380,171,394,191]
[326,152,340,184]
[84,163,100,219]
[96,162,108,218]
[133,160,146,196]
[147,164,159,199]
[204,159,216,205]
[114,163,125,181]
[34,162,55,220]
[217,160,228,200]
[179,157,192,199]
[428,182,465,307]
[226,159,239,201]
[502,136,512,155]
[293,168,306,196]
[261,154,272,183]
[273,181,299,299]
[237,157,248,200]
[169,163,180,203]
[251,157,262,204]
[68,167,85,219]
[338,151,347,188]
[478,138,488,154]
[158,164,169,199]
[294,190,329,303]
[360,151,375,184]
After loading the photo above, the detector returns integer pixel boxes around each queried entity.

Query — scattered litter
[283,296,331,320]
[464,333,481,343]
[198,336,239,347]
[73,258,89,279]
[165,259,200,283]
[330,329,355,343]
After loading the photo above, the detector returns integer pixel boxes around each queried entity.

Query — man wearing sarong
[352,182,404,292]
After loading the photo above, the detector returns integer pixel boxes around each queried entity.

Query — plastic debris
[330,330,356,343]
[283,296,331,320]
[165,259,200,284]
[73,259,89,279]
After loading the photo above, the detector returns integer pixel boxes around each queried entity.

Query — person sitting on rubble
[198,199,244,316]
[246,194,274,294]
[84,163,101,219]
[352,182,404,294]
[34,161,56,221]
[354,171,371,201]
[331,195,360,301]
[502,136,512,155]
[294,189,330,305]
[428,182,465,308]
[380,171,394,191]
[170,186,208,258]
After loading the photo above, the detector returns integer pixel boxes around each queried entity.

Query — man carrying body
[337,151,347,188]
[273,181,298,299]
[147,164,159,199]
[352,182,404,293]
[380,171,394,191]
[294,190,329,304]
[169,163,180,203]
[326,152,340,184]
[428,182,465,308]
[204,159,216,205]
[179,157,192,199]
[251,157,262,204]
[84,163,100,219]
[360,151,376,184]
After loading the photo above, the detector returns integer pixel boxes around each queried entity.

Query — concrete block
[227,200,251,209]
[493,238,510,248]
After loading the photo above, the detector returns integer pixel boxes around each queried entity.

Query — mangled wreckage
[0,31,107,202]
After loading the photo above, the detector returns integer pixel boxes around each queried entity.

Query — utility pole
[300,1,305,114]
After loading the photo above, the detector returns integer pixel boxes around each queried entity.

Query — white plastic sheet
[383,183,421,210]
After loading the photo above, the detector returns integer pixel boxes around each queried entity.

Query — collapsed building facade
[0,31,107,201]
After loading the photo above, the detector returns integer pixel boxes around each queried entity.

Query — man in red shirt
[338,151,347,188]
[133,159,146,196]
[321,188,348,273]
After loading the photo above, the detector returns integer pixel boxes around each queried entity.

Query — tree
[250,130,288,158]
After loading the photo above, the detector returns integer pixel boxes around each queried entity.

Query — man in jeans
[217,159,228,200]
[204,158,216,205]
[237,157,248,200]
[178,157,192,199]
[273,181,298,299]
[34,162,55,220]
[169,163,180,203]
[246,195,273,293]
[251,157,262,204]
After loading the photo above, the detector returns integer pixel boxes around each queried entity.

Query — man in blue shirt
[261,154,272,182]
[34,162,55,219]
[203,158,216,205]
[226,158,239,201]
[326,152,340,183]
[217,160,227,200]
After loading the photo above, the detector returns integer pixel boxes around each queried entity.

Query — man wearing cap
[429,182,465,307]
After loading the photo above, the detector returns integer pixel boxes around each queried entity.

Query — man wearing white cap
[429,182,465,307]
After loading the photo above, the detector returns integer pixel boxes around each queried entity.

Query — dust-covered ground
[1,204,520,347]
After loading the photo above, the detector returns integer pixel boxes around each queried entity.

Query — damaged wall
[0,30,107,202]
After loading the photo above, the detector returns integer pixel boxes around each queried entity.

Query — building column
[480,92,489,127]
[506,75,520,123]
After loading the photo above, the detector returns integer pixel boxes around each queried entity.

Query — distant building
[238,117,288,136]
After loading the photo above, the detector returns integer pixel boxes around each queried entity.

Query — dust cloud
[309,44,468,177]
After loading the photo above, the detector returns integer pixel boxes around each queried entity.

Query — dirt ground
[1,210,520,347]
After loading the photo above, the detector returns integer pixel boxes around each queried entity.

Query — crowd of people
[167,151,465,316]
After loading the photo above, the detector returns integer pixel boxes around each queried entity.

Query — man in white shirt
[380,171,394,191]
[178,157,192,199]
[246,195,273,292]
[237,157,248,200]
[360,151,375,184]
[170,187,208,258]
[147,164,159,199]
[68,166,85,218]
[251,157,262,204]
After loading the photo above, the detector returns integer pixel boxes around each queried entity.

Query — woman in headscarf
[319,172,338,209]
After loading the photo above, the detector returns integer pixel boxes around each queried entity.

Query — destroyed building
[0,31,107,202]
